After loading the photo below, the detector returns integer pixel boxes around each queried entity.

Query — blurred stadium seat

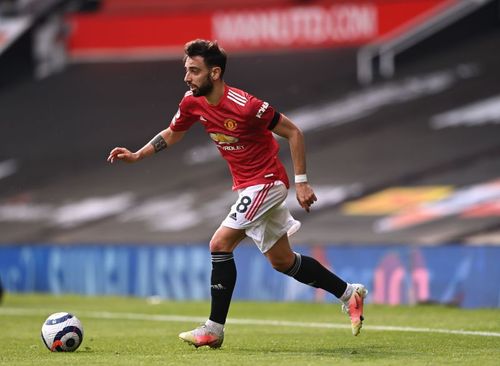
[100,0,298,13]
[1,0,500,245]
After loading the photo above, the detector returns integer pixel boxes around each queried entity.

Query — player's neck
[204,81,225,106]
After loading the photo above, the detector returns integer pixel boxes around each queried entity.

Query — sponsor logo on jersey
[256,101,269,118]
[209,132,245,151]
[224,119,237,131]
[221,145,245,151]
[209,132,239,144]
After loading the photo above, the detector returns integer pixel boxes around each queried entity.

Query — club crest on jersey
[209,133,239,144]
[224,119,237,131]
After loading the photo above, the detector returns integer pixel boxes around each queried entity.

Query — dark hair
[184,39,227,78]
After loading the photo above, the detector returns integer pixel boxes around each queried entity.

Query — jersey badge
[256,102,269,118]
[224,119,238,131]
[171,108,181,125]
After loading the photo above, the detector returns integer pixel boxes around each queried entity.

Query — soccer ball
[41,312,84,352]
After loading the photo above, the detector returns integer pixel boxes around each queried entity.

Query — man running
[108,39,367,348]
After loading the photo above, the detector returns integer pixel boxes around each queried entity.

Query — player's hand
[296,183,317,212]
[107,147,139,164]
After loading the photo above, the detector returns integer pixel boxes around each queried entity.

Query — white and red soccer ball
[41,312,84,352]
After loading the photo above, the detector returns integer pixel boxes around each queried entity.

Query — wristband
[295,174,308,184]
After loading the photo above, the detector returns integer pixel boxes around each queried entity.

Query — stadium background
[0,0,499,308]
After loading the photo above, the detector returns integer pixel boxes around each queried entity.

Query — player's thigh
[264,233,295,272]
[210,225,246,252]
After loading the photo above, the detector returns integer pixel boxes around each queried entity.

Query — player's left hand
[296,183,317,212]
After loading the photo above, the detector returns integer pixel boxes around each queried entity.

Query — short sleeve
[247,95,280,130]
[170,97,198,132]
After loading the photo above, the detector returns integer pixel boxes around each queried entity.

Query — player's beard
[190,75,214,97]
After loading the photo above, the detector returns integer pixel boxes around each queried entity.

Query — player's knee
[209,238,222,252]
[209,237,231,252]
[268,255,295,273]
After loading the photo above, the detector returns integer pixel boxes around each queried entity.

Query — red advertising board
[67,0,456,60]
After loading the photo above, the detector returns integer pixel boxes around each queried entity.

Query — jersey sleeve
[247,94,281,130]
[169,97,198,132]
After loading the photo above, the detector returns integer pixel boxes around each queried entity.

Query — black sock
[209,252,237,325]
[284,253,347,299]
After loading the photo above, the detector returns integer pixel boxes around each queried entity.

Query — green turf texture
[0,294,499,365]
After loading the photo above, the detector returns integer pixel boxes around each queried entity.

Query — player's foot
[178,325,224,348]
[342,283,368,336]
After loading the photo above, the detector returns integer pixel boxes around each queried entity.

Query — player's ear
[211,67,221,81]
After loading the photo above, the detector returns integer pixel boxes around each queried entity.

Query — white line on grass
[1,307,499,338]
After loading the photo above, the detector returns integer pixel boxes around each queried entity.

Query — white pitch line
[1,307,499,338]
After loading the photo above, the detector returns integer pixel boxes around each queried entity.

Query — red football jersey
[170,84,289,190]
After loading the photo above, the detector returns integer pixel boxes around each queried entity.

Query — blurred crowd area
[1,0,500,246]
[0,0,315,15]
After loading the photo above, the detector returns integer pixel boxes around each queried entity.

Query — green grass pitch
[0,294,499,365]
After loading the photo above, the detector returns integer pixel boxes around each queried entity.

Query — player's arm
[271,114,317,212]
[107,127,186,164]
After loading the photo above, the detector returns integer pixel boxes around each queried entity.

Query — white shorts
[222,181,301,253]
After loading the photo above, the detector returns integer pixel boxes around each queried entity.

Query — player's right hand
[107,147,139,164]
[296,183,317,213]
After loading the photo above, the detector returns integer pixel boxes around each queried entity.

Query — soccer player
[107,39,367,348]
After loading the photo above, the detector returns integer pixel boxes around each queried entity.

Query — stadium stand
[0,0,101,86]
[100,0,301,13]
[1,0,500,246]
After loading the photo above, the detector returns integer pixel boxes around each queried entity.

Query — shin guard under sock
[209,252,237,325]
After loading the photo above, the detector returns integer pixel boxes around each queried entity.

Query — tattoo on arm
[150,134,168,153]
